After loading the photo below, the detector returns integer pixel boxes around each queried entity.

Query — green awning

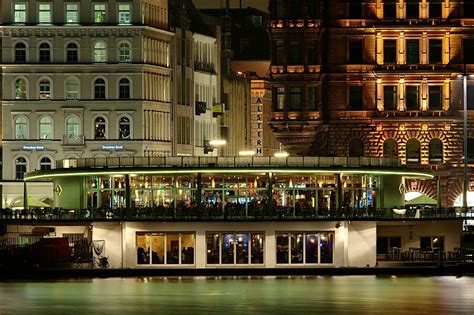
[406,194,437,206]
[11,197,50,209]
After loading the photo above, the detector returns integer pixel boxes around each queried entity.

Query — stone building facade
[268,0,474,206]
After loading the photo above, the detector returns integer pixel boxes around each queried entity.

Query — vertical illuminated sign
[251,93,264,155]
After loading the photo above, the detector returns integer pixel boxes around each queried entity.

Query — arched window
[15,157,27,180]
[94,116,107,139]
[39,42,51,63]
[14,116,28,139]
[15,42,27,63]
[40,157,52,171]
[39,116,53,139]
[15,78,27,99]
[39,78,51,99]
[406,138,421,164]
[119,116,131,139]
[383,139,398,158]
[118,42,131,63]
[66,116,80,139]
[66,42,79,63]
[65,77,79,100]
[429,138,443,164]
[119,78,131,99]
[348,138,364,157]
[94,42,107,62]
[94,78,106,99]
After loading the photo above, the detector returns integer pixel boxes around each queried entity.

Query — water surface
[0,276,473,314]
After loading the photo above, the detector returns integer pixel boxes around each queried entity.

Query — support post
[463,75,468,208]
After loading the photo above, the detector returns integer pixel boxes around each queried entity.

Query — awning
[406,194,437,206]
[11,197,50,209]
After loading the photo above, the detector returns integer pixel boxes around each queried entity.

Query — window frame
[38,77,52,100]
[13,3,27,24]
[14,77,28,100]
[383,85,398,110]
[118,42,132,63]
[65,76,80,100]
[37,2,52,24]
[65,115,81,139]
[66,42,79,63]
[93,115,108,140]
[118,115,132,139]
[118,77,131,99]
[14,115,29,140]
[38,42,52,63]
[117,3,132,25]
[39,115,53,140]
[15,156,28,180]
[39,156,53,171]
[383,39,397,64]
[14,41,28,63]
[93,41,107,63]
[405,85,420,110]
[93,3,107,23]
[428,85,443,110]
[429,39,443,64]
[65,3,79,24]
[93,77,107,100]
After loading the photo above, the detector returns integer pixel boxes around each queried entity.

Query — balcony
[268,19,322,29]
[270,65,321,75]
[61,135,84,146]
[194,61,215,73]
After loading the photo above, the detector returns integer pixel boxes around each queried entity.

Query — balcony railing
[0,207,471,222]
[62,135,85,146]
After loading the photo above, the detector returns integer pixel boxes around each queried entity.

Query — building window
[376,236,401,258]
[383,85,397,110]
[14,116,28,139]
[307,40,318,64]
[383,139,398,158]
[39,42,51,63]
[465,0,474,18]
[275,87,285,111]
[289,87,302,111]
[66,116,80,139]
[429,39,442,64]
[289,0,301,18]
[118,42,131,63]
[93,4,107,23]
[15,78,27,99]
[468,84,474,110]
[93,42,107,63]
[119,116,131,139]
[94,116,107,139]
[39,116,53,139]
[38,3,52,24]
[348,0,362,18]
[464,39,474,64]
[420,236,444,251]
[349,139,364,157]
[65,77,79,100]
[275,40,284,65]
[66,43,79,63]
[94,78,106,99]
[406,85,420,110]
[429,85,442,110]
[15,157,27,180]
[40,157,52,171]
[429,138,443,164]
[406,138,421,163]
[468,138,474,163]
[14,3,27,23]
[307,0,321,18]
[65,3,79,24]
[118,3,131,24]
[406,39,419,64]
[137,233,195,265]
[274,0,284,19]
[206,232,264,265]
[406,0,419,18]
[289,40,302,64]
[384,0,397,18]
[349,86,363,110]
[307,87,318,111]
[119,78,131,99]
[276,232,333,264]
[15,42,27,63]
[39,78,51,99]
[384,39,397,64]
[349,40,363,63]
[430,0,442,18]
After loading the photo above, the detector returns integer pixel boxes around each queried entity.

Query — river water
[0,276,472,314]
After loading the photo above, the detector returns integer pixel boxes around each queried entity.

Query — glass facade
[136,232,195,265]
[206,232,264,265]
[276,232,334,264]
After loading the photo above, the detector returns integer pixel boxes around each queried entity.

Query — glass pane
[291,233,304,264]
[136,234,150,264]
[432,236,444,251]
[151,233,165,264]
[166,233,180,264]
[420,236,432,251]
[305,234,318,263]
[320,232,334,263]
[222,233,235,264]
[251,233,264,264]
[276,234,289,264]
[235,233,249,264]
[181,234,195,264]
[377,236,389,255]
[206,233,220,264]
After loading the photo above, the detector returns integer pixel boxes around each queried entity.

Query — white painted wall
[347,222,377,267]
[92,222,123,269]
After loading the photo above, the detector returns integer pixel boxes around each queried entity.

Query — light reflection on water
[0,276,473,314]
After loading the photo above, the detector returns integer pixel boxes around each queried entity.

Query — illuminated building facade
[268,0,474,206]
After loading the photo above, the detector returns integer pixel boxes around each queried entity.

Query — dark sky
[193,0,269,12]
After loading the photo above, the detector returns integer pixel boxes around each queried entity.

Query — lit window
[15,157,27,180]
[39,43,51,63]
[118,4,131,24]
[94,78,106,99]
[15,42,27,63]
[94,116,107,139]
[14,116,28,139]
[39,78,51,99]
[119,116,131,139]
[66,43,79,63]
[14,3,27,23]
[65,77,79,100]
[38,3,52,24]
[94,4,107,23]
[66,3,79,24]
[39,116,53,139]
[119,78,131,99]
[40,157,52,171]
[66,116,80,138]
[94,42,107,62]
[119,42,131,63]
[275,87,285,111]
[15,79,27,99]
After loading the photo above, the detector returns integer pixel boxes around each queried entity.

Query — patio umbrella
[11,197,50,209]
[406,194,437,206]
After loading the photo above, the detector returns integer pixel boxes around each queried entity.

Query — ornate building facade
[268,0,474,206]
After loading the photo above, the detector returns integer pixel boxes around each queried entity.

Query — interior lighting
[209,139,227,146]
[239,150,256,156]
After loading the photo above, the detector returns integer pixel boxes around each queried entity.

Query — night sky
[193,0,269,12]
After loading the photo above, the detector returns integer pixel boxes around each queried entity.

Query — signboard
[22,145,45,151]
[101,145,124,151]
[212,103,224,117]
[250,95,264,155]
